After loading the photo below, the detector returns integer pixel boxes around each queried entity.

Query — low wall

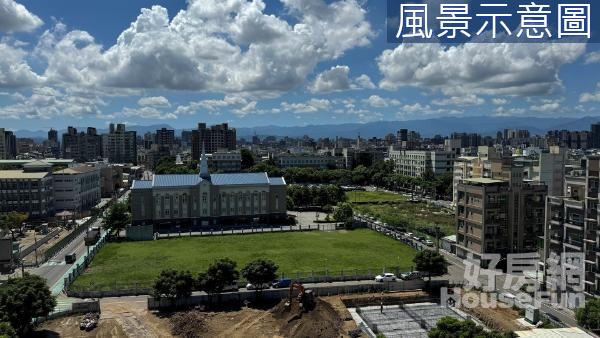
[19,228,62,259]
[126,224,154,241]
[147,280,428,310]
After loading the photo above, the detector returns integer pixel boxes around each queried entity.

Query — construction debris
[170,310,206,338]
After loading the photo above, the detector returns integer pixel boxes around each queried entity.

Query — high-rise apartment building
[62,127,103,162]
[544,156,599,296]
[591,123,600,149]
[0,128,6,160]
[102,123,137,164]
[47,128,60,157]
[155,128,175,147]
[191,123,236,160]
[455,173,547,261]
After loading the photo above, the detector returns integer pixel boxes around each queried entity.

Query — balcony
[586,246,597,261]
[548,196,563,205]
[565,219,584,230]
[587,188,599,200]
[585,230,597,243]
[549,233,563,244]
[565,199,585,210]
[564,237,583,249]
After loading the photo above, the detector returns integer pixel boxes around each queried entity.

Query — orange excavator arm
[288,282,305,302]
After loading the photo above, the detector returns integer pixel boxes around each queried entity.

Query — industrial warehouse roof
[131,172,285,189]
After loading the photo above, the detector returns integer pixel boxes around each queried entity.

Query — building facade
[130,151,286,228]
[191,123,236,159]
[543,156,599,296]
[276,154,344,169]
[53,166,101,212]
[0,161,54,219]
[62,127,103,162]
[388,148,455,177]
[102,123,137,164]
[455,177,547,262]
[208,151,242,173]
[0,128,5,160]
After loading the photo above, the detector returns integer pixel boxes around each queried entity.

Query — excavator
[285,282,315,310]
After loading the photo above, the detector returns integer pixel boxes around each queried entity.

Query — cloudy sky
[0,0,598,130]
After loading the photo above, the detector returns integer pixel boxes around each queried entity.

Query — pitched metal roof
[153,174,203,187]
[210,172,269,185]
[269,177,286,186]
[131,180,153,190]
[132,172,282,189]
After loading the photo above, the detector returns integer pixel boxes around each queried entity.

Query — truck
[85,229,100,246]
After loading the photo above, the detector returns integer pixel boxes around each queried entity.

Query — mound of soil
[170,310,206,338]
[271,299,344,338]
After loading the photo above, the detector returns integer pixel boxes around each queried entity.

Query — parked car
[424,239,434,246]
[374,273,397,282]
[246,282,270,290]
[400,271,422,280]
[272,278,292,288]
[223,283,239,292]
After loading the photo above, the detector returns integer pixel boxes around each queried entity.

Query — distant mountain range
[12,116,600,141]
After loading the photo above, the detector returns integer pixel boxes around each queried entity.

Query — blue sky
[0,0,599,131]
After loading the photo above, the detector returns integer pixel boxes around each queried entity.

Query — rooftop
[131,172,285,189]
[54,166,99,175]
[462,177,506,185]
[0,170,50,179]
[515,327,593,338]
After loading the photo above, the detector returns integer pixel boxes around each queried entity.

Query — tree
[241,259,278,293]
[104,201,131,233]
[240,149,255,169]
[413,250,448,281]
[333,202,353,225]
[0,212,28,240]
[429,316,516,338]
[0,322,16,338]
[577,297,600,331]
[0,274,56,336]
[433,316,518,338]
[197,258,239,296]
[153,269,194,301]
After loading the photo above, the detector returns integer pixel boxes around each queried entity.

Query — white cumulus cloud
[377,43,586,96]
[0,0,43,33]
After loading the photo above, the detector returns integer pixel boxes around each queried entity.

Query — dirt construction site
[35,290,527,338]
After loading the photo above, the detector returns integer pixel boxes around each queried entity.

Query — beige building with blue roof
[130,149,287,229]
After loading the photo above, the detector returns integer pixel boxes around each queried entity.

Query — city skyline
[0,0,599,130]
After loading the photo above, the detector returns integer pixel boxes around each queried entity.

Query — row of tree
[250,160,453,200]
[153,258,278,301]
[286,184,346,210]
[153,249,449,303]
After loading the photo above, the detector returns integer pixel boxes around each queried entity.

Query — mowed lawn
[73,229,416,289]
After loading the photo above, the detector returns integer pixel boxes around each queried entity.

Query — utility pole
[435,225,440,253]
[34,233,38,266]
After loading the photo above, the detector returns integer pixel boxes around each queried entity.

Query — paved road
[29,191,129,293]
[30,217,103,291]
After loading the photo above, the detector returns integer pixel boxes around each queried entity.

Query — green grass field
[72,229,416,289]
[347,190,455,237]
[345,190,408,203]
